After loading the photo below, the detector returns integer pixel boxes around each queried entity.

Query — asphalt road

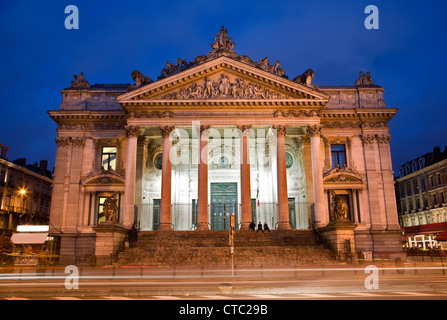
[1,261,446,300]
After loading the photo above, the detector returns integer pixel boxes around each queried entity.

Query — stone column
[197,125,210,231]
[273,125,290,230]
[123,125,140,229]
[239,125,252,230]
[159,126,175,231]
[309,125,327,228]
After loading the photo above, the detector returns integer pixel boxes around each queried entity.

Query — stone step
[116,229,334,267]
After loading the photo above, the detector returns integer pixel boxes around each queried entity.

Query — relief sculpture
[161,73,287,100]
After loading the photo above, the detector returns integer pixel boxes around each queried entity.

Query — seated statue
[293,69,315,86]
[128,70,153,91]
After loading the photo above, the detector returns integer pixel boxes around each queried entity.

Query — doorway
[210,183,238,230]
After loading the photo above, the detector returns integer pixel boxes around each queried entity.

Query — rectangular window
[192,199,198,227]
[101,146,117,170]
[331,144,346,169]
[97,197,107,224]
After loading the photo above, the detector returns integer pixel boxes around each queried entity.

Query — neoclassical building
[48,27,403,264]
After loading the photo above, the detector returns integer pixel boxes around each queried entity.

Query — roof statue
[128,70,153,91]
[209,26,237,58]
[293,69,316,87]
[158,26,288,80]
[70,72,90,89]
[355,71,374,86]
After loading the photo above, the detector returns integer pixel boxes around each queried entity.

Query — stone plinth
[93,222,128,266]
[318,219,357,261]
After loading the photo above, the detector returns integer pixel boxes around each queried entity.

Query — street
[0,260,446,300]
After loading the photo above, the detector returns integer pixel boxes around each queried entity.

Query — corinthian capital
[160,125,175,138]
[272,125,287,136]
[71,137,86,147]
[125,125,141,137]
[307,124,321,136]
[55,137,71,147]
[237,125,252,137]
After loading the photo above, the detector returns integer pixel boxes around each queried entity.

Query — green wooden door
[153,199,161,230]
[210,183,238,230]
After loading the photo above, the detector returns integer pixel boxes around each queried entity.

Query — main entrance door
[210,183,238,230]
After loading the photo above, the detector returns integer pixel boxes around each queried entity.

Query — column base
[158,223,172,231]
[277,222,291,230]
[195,223,209,231]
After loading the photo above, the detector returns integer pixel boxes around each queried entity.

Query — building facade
[395,146,447,252]
[0,144,53,236]
[48,27,403,264]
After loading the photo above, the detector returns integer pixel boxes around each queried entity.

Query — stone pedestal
[318,219,357,261]
[93,222,128,266]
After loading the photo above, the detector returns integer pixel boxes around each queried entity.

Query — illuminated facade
[48,28,403,264]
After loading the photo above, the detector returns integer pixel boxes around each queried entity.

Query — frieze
[58,123,125,130]
[322,121,361,129]
[127,111,174,119]
[161,74,287,100]
[273,110,321,118]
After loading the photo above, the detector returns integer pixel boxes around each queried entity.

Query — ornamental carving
[82,167,125,186]
[307,124,321,136]
[160,126,175,138]
[161,74,287,100]
[361,121,389,129]
[71,137,86,147]
[273,110,321,118]
[361,134,376,144]
[323,164,361,179]
[127,111,174,119]
[125,125,141,137]
[55,137,71,146]
[272,125,287,136]
[377,134,391,144]
[322,121,361,129]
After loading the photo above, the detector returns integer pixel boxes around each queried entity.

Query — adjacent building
[0,143,53,236]
[48,27,403,264]
[395,146,447,252]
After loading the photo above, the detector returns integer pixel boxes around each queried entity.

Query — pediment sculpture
[81,167,125,186]
[161,73,287,100]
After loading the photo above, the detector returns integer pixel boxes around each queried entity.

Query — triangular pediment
[118,57,329,107]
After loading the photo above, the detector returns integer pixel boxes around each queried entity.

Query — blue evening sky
[0,0,446,174]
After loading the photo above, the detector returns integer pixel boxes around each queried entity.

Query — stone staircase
[116,230,336,267]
